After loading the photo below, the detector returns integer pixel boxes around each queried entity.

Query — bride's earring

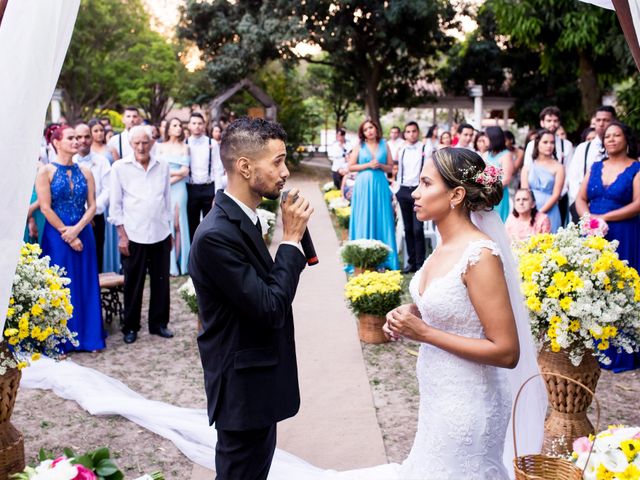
[450,203,455,210]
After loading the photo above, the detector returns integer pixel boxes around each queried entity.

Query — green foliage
[258,197,280,214]
[307,60,359,130]
[616,74,640,134]
[30,447,132,480]
[340,241,391,270]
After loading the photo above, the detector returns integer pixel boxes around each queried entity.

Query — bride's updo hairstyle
[432,147,503,212]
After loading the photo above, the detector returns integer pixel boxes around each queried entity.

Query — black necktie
[255,218,262,236]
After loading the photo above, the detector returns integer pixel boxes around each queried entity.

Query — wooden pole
[612,0,640,71]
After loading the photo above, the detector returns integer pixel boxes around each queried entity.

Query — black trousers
[396,186,425,270]
[121,236,171,334]
[332,170,344,190]
[92,213,105,273]
[215,424,276,480]
[187,183,215,242]
[558,193,569,226]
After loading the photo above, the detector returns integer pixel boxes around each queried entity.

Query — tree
[179,0,457,126]
[307,61,359,130]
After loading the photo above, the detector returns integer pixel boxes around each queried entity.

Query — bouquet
[340,239,391,270]
[328,197,350,213]
[178,277,198,314]
[322,181,336,192]
[334,206,351,230]
[2,243,77,374]
[344,270,403,317]
[517,224,640,366]
[256,208,276,237]
[323,189,342,204]
[571,425,640,480]
[579,214,609,237]
[13,447,164,480]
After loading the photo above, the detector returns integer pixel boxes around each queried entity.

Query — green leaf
[90,447,111,463]
[95,459,120,477]
[63,447,76,459]
[107,471,125,480]
[73,455,94,470]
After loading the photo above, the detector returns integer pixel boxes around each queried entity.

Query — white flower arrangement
[328,197,350,212]
[517,224,640,366]
[571,425,640,479]
[256,208,277,236]
[322,181,337,192]
[178,277,198,314]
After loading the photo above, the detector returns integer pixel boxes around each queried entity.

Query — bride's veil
[471,210,547,473]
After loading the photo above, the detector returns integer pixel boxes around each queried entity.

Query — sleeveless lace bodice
[50,163,87,225]
[398,239,512,479]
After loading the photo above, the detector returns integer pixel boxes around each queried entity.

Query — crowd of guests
[27,106,228,349]
[329,105,640,372]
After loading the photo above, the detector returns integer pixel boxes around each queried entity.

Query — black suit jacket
[188,191,307,431]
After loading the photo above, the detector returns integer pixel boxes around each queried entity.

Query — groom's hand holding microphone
[281,188,318,265]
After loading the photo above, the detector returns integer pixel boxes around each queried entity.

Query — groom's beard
[252,174,283,200]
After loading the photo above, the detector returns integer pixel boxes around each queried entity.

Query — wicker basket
[538,348,601,454]
[0,343,25,479]
[357,313,389,344]
[513,372,600,480]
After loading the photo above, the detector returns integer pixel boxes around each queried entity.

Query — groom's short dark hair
[220,117,287,172]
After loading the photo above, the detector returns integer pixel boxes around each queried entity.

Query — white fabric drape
[0,0,79,333]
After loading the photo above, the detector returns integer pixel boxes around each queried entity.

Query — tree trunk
[364,64,382,126]
[577,51,601,121]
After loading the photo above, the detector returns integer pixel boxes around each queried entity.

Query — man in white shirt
[567,105,617,222]
[74,122,111,272]
[327,128,352,189]
[397,122,426,273]
[523,106,574,224]
[186,112,224,241]
[456,123,475,151]
[107,106,141,160]
[387,126,404,162]
[109,125,173,344]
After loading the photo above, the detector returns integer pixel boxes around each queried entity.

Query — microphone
[282,190,319,266]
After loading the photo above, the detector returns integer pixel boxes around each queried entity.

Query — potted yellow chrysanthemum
[517,219,640,454]
[344,270,402,344]
[1,243,77,476]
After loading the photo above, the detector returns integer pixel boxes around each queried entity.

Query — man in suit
[189,117,312,480]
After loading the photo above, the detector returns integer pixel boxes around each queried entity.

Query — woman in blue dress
[485,127,514,222]
[520,129,564,233]
[576,121,640,372]
[89,118,121,273]
[156,117,191,276]
[348,119,398,269]
[35,125,105,353]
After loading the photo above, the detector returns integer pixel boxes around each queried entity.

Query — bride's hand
[386,306,428,342]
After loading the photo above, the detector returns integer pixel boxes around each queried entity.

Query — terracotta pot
[340,229,348,242]
[537,347,601,455]
[0,343,25,479]
[357,313,389,344]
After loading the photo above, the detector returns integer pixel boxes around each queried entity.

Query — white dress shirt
[387,138,405,162]
[328,140,352,172]
[567,137,605,204]
[398,142,425,187]
[108,154,171,244]
[187,135,224,187]
[74,152,110,215]
[107,129,132,159]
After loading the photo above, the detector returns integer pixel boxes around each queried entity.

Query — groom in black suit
[189,117,312,480]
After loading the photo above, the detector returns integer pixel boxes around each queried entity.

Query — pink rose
[73,465,97,480]
[51,457,68,467]
[589,218,600,229]
[572,436,592,454]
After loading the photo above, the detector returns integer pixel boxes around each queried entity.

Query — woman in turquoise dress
[35,125,105,352]
[576,121,640,372]
[348,120,398,269]
[89,118,120,273]
[520,129,564,233]
[24,160,46,244]
[156,118,191,276]
[485,127,514,222]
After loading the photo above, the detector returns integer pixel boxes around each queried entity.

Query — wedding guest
[567,106,617,221]
[505,189,551,242]
[328,128,352,189]
[40,123,60,164]
[424,125,439,159]
[485,127,514,222]
[156,117,191,276]
[36,125,105,352]
[348,119,398,269]
[88,119,117,164]
[474,131,489,158]
[24,160,45,245]
[107,106,141,160]
[556,125,568,141]
[521,129,564,232]
[439,131,452,148]
[457,123,475,151]
[104,127,114,144]
[211,124,222,144]
[74,122,111,273]
[581,127,597,143]
[387,126,404,162]
[397,122,426,273]
[576,121,640,372]
[504,130,524,173]
[186,112,224,242]
[109,125,173,344]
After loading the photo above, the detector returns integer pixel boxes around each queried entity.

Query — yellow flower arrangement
[334,206,351,230]
[517,222,640,366]
[324,189,342,203]
[344,270,403,317]
[1,243,77,374]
